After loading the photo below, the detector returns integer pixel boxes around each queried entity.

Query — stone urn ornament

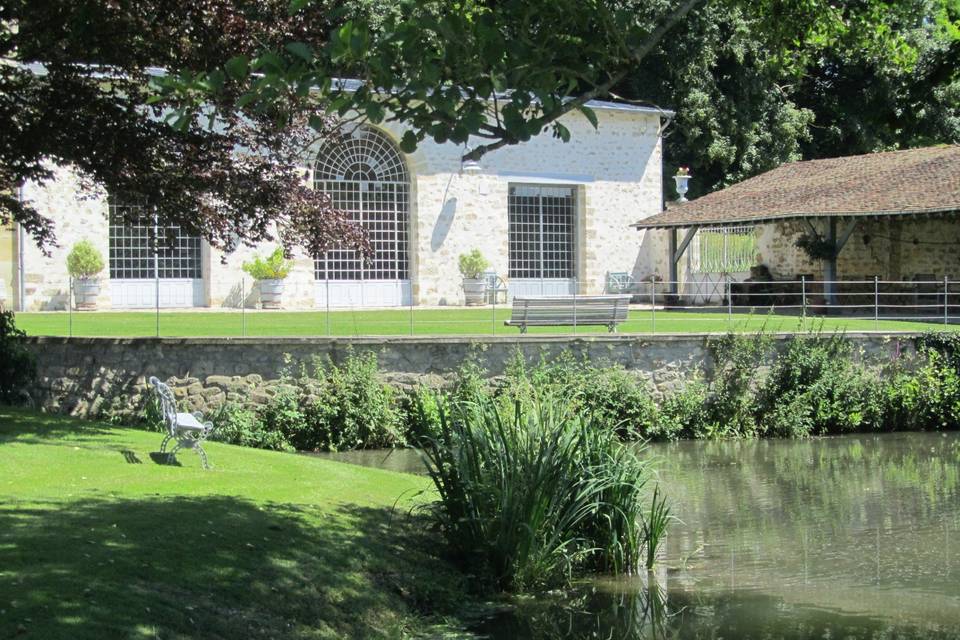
[66,239,105,310]
[459,249,490,306]
[242,246,293,310]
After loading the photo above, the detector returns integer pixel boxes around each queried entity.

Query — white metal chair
[149,376,214,469]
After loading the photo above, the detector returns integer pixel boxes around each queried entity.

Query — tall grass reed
[418,392,670,591]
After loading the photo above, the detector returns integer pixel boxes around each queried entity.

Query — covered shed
[632,145,960,306]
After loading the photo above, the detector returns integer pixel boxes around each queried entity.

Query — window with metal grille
[108,199,202,280]
[313,127,410,281]
[695,225,757,273]
[508,184,576,279]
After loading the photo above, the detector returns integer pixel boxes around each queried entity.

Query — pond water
[317,432,960,639]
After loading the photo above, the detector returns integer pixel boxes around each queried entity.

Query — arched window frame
[313,126,411,281]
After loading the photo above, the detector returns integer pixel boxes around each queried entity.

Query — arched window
[313,126,410,282]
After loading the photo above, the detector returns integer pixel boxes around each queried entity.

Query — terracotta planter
[73,278,100,310]
[259,279,285,309]
[462,278,486,306]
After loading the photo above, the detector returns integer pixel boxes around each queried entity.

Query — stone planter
[259,279,285,309]
[73,278,100,310]
[462,278,487,306]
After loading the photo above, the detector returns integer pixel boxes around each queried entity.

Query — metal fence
[28,276,960,338]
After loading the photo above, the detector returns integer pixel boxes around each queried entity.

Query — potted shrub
[242,247,293,309]
[66,240,105,310]
[458,249,490,306]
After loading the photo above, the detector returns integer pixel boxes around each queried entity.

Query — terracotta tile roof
[633,145,960,229]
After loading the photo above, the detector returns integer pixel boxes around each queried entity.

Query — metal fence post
[409,294,414,336]
[726,274,732,327]
[945,275,950,326]
[801,275,806,325]
[650,276,656,334]
[491,283,497,335]
[874,275,879,330]
[572,278,577,335]
[241,277,246,337]
[155,268,160,338]
[325,278,331,336]
[68,276,73,338]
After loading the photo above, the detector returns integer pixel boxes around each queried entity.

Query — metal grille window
[508,185,576,279]
[108,200,202,279]
[313,127,410,281]
[695,225,757,273]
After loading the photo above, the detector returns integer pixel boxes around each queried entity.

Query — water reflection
[317,432,960,638]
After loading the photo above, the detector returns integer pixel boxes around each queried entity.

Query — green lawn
[14,308,958,337]
[0,408,474,639]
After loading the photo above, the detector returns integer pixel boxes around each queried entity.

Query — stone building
[7,101,671,311]
[633,145,960,306]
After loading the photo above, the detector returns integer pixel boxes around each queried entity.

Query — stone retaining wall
[21,333,915,419]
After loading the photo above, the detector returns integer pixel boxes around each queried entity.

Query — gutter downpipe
[17,184,26,312]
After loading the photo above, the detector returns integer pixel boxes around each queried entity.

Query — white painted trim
[496,171,594,185]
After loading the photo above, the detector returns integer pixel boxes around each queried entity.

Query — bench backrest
[509,295,631,325]
[149,376,178,436]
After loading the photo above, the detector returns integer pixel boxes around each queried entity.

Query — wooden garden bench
[149,377,215,469]
[504,295,631,333]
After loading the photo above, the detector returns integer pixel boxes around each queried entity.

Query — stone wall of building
[22,333,914,419]
[19,167,112,310]
[758,216,960,281]
[16,107,666,310]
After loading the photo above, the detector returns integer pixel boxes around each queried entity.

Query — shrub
[457,249,489,279]
[302,351,405,451]
[0,310,35,403]
[420,392,668,592]
[756,334,882,437]
[403,385,445,444]
[499,350,657,439]
[65,240,105,279]
[653,377,711,440]
[242,246,293,280]
[703,332,770,438]
[211,402,293,451]
[884,349,960,431]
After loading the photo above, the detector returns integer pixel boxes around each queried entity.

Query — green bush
[0,310,35,403]
[307,351,405,451]
[884,349,960,431]
[499,350,658,439]
[756,335,883,437]
[242,247,293,280]
[457,249,489,279]
[653,377,711,440]
[420,392,668,592]
[212,402,293,451]
[65,240,105,279]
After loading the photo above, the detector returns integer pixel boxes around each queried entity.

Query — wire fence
[22,276,960,338]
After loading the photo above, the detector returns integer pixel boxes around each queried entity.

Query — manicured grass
[14,308,958,337]
[0,408,474,639]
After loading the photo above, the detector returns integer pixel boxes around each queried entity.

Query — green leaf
[285,42,313,62]
[365,101,386,123]
[399,130,419,153]
[578,105,599,129]
[224,56,249,81]
[288,0,310,14]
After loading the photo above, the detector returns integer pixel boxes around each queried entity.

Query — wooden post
[824,218,838,310]
[668,228,678,297]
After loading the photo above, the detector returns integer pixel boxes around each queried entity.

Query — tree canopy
[3,0,957,250]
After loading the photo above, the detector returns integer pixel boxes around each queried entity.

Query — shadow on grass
[0,495,470,639]
[0,407,117,444]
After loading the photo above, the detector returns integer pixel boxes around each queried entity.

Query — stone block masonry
[20,333,918,420]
